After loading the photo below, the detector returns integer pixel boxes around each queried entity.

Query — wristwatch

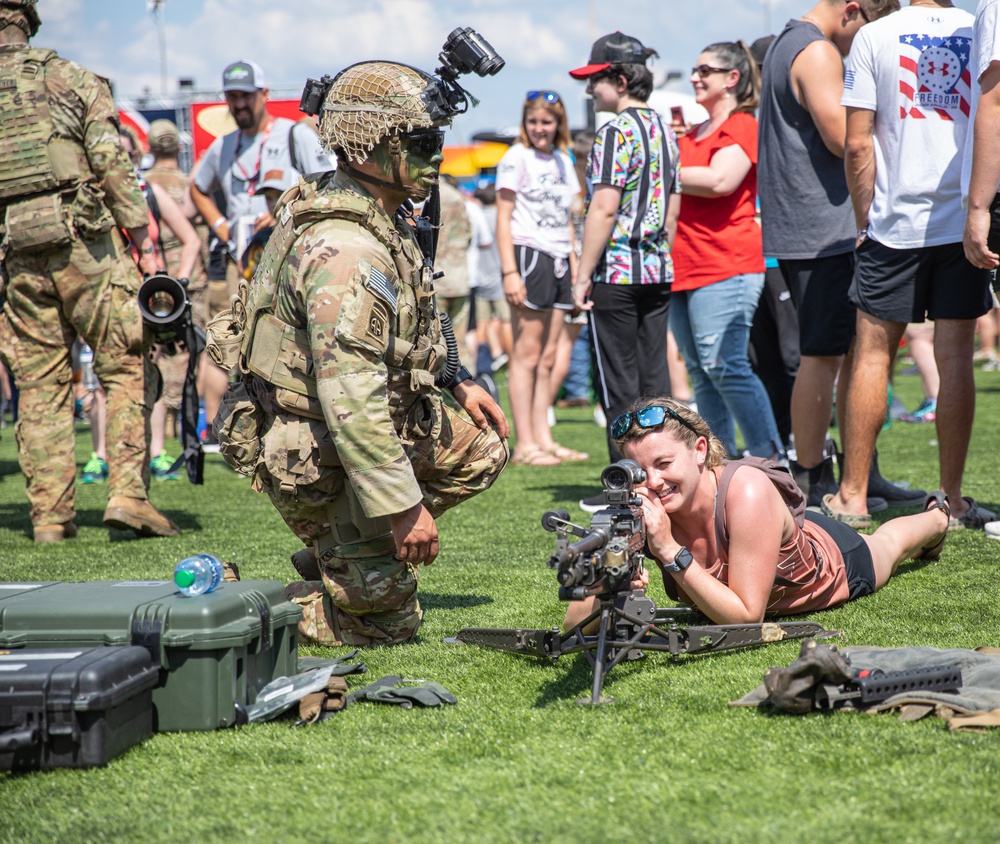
[661,546,693,574]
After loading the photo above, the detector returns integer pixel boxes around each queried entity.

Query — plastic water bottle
[79,344,99,391]
[174,554,224,596]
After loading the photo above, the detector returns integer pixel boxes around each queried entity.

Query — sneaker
[150,452,180,480]
[81,453,109,484]
[982,355,1000,372]
[490,352,509,373]
[579,492,607,513]
[984,521,1000,540]
[899,397,936,424]
[593,406,607,428]
[201,430,221,454]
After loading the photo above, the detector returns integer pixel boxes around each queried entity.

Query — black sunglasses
[692,64,733,78]
[527,90,560,104]
[401,129,445,158]
[611,404,700,440]
[856,2,871,22]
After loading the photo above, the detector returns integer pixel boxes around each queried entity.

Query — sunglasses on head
[611,404,700,440]
[527,90,560,104]
[692,64,733,78]
[401,129,445,158]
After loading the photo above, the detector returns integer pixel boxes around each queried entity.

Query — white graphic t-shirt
[961,0,1000,199]
[842,5,974,248]
[495,143,579,259]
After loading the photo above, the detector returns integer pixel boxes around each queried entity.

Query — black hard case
[0,580,301,731]
[0,646,158,771]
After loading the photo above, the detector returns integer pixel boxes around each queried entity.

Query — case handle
[0,726,39,751]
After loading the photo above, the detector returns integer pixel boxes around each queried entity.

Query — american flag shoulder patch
[365,265,398,314]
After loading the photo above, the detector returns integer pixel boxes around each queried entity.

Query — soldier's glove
[346,675,458,709]
[298,650,368,677]
[297,674,349,724]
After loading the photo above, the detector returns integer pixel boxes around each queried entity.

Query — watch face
[674,547,693,570]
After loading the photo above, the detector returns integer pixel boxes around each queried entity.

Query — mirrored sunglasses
[611,404,700,440]
[527,90,561,104]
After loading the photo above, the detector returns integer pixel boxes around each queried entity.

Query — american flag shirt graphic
[898,33,972,120]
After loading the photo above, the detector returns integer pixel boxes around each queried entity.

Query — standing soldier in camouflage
[210,61,509,646]
[0,0,178,541]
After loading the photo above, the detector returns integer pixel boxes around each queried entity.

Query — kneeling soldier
[210,61,509,645]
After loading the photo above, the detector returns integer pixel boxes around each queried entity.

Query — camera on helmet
[422,27,505,121]
[137,273,205,353]
[299,74,333,117]
[437,27,505,81]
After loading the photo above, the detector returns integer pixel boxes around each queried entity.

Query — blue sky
[42,0,978,144]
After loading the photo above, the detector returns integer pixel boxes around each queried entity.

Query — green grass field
[1,365,999,843]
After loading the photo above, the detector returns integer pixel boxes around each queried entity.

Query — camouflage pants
[272,391,509,647]
[0,233,152,526]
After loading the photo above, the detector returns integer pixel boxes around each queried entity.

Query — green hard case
[0,580,301,731]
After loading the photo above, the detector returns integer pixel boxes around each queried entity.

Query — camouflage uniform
[435,179,473,367]
[144,163,209,413]
[215,166,507,646]
[0,45,154,528]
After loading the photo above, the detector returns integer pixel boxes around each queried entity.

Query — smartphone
[670,105,684,124]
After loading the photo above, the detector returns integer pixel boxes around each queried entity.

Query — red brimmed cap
[569,32,649,79]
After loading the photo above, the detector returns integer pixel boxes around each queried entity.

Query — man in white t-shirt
[191,60,332,307]
[826,0,995,531]
[962,0,1000,270]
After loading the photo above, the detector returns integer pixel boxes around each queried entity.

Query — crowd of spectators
[2,0,999,545]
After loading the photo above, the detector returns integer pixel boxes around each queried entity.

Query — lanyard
[233,116,274,196]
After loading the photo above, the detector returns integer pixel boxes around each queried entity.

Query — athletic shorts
[850,238,993,324]
[777,253,856,357]
[805,511,875,601]
[515,245,573,311]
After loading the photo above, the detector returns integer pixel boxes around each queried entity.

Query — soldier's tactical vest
[208,174,447,423]
[0,47,105,253]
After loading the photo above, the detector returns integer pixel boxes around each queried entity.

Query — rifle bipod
[447,590,840,705]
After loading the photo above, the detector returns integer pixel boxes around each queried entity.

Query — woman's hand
[636,487,677,563]
[503,271,526,308]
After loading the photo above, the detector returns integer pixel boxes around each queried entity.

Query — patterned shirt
[587,107,680,285]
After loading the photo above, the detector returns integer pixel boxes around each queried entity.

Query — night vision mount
[298,26,505,121]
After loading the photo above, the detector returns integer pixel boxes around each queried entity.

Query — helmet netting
[319,62,441,164]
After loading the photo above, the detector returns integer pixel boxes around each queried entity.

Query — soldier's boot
[33,521,78,544]
[291,547,322,580]
[103,495,180,537]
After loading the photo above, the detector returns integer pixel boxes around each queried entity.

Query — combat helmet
[318,61,443,166]
[0,0,40,37]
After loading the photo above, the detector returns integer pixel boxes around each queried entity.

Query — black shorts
[778,253,856,357]
[805,511,875,601]
[850,238,993,324]
[515,245,573,311]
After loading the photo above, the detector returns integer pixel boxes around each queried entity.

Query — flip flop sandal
[511,445,561,466]
[821,493,872,530]
[915,491,950,560]
[548,443,589,462]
